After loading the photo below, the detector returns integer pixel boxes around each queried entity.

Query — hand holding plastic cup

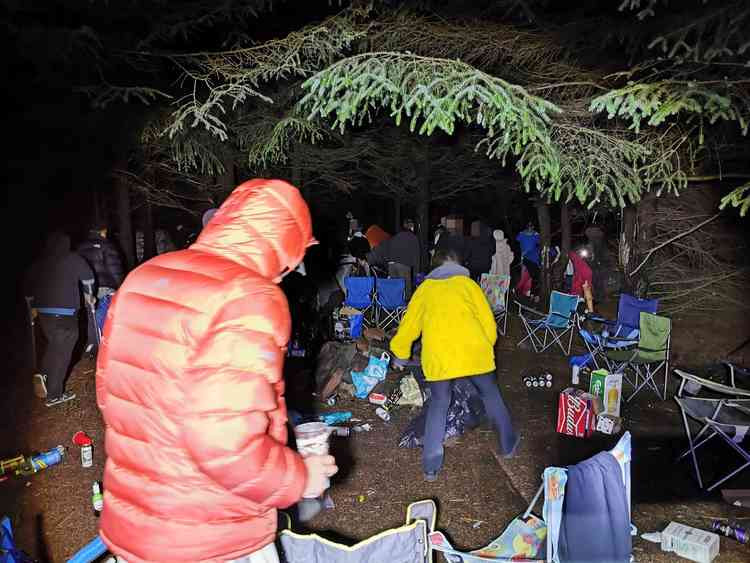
[294,422,335,498]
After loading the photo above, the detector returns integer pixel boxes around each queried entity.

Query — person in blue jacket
[516,221,541,299]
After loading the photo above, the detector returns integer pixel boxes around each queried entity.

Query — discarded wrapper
[596,414,622,435]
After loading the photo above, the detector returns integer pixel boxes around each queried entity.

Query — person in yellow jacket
[391,249,519,481]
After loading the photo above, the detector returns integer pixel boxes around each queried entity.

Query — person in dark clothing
[467,220,495,280]
[435,221,471,269]
[77,223,125,352]
[585,225,611,303]
[77,224,125,293]
[25,232,95,406]
[366,218,421,298]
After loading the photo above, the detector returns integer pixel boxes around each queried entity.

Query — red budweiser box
[557,388,596,438]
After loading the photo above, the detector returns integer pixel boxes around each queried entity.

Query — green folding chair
[606,312,672,401]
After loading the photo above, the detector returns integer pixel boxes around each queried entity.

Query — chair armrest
[514,300,547,318]
[585,313,614,325]
[674,369,750,398]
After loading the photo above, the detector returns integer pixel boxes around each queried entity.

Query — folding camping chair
[429,431,633,563]
[674,367,750,490]
[606,312,671,401]
[577,293,659,369]
[375,277,407,331]
[480,274,511,336]
[343,276,376,326]
[516,291,581,355]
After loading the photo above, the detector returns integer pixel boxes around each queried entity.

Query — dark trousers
[423,372,517,474]
[387,262,413,300]
[38,314,78,399]
[523,258,541,294]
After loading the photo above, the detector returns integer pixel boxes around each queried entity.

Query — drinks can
[532,380,539,388]
[375,407,391,422]
[711,521,750,544]
[325,394,338,406]
[333,427,350,437]
[524,377,532,387]
[81,444,93,468]
[546,380,553,388]
[545,373,553,381]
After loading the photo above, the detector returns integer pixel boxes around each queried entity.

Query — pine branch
[719,181,750,217]
[298,51,563,195]
[590,80,750,137]
[160,9,371,140]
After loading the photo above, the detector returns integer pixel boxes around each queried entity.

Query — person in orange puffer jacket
[95,179,337,563]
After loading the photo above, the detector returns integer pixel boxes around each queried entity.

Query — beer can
[524,377,532,387]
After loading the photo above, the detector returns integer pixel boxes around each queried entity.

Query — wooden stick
[629,212,721,277]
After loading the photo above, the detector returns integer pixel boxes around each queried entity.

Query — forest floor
[2,298,750,562]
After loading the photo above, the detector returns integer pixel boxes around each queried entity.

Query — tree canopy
[10,0,749,214]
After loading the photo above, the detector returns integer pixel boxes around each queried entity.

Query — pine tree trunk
[621,205,638,293]
[536,200,552,302]
[116,176,135,269]
[635,192,657,296]
[142,202,156,261]
[93,188,103,227]
[559,203,571,285]
[394,196,401,233]
[417,150,430,272]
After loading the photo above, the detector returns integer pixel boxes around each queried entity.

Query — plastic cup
[294,422,333,498]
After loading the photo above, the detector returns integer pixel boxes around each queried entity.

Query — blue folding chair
[516,291,581,355]
[578,294,659,370]
[344,276,376,326]
[375,278,407,331]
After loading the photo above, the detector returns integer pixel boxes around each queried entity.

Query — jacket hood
[428,262,470,280]
[44,231,71,255]
[192,179,314,280]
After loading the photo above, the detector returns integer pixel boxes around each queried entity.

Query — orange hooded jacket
[96,179,314,562]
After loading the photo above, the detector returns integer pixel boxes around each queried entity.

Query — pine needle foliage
[297,51,563,193]
[162,10,370,141]
[720,181,750,217]
[240,113,329,169]
[590,81,750,139]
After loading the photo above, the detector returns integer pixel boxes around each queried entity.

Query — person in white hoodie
[489,230,514,278]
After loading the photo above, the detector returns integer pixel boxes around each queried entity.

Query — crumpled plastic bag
[352,352,390,399]
[399,377,485,448]
[398,373,424,407]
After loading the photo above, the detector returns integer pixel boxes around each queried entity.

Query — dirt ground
[2,300,750,562]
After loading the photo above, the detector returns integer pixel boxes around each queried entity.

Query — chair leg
[676,430,718,460]
[706,425,750,491]
[679,409,704,489]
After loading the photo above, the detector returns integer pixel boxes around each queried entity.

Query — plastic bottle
[73,431,94,468]
[92,481,104,515]
[25,446,65,474]
[607,387,619,414]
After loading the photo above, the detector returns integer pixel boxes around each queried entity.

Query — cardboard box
[589,369,623,417]
[661,522,720,563]
[556,388,596,438]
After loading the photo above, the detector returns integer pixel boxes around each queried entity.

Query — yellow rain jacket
[390,263,497,381]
